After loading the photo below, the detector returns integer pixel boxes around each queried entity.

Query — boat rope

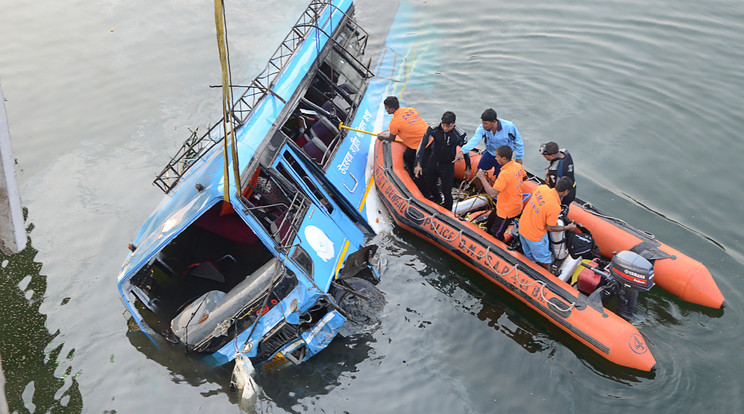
[527,175,542,185]
[426,213,575,314]
[378,154,430,225]
[578,201,656,239]
[377,150,386,170]
[393,194,424,224]
[512,274,575,314]
[384,157,576,315]
[480,247,575,313]
[403,196,422,222]
[452,179,472,215]
[483,246,514,275]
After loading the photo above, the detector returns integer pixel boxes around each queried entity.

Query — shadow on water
[255,334,375,412]
[124,327,233,388]
[389,227,659,383]
[642,288,724,328]
[0,209,83,413]
[124,290,377,413]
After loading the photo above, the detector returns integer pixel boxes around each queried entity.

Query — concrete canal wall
[0,79,26,255]
[0,355,7,414]
[1,79,23,412]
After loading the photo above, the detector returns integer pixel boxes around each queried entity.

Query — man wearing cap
[540,141,576,206]
[455,108,524,179]
[519,177,577,270]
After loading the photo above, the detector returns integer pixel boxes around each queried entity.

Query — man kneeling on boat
[473,145,526,241]
[519,177,577,270]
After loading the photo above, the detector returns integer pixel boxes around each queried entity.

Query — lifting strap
[215,0,242,214]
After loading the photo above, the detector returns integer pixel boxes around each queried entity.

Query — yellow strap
[338,122,377,136]
[214,0,241,203]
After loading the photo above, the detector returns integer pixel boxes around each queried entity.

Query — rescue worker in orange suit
[474,145,526,241]
[377,96,430,196]
[413,111,470,211]
[519,177,577,270]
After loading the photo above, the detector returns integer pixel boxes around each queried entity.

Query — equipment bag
[565,225,598,259]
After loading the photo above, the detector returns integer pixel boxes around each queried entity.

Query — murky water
[1,0,743,412]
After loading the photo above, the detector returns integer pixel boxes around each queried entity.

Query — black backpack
[566,225,599,259]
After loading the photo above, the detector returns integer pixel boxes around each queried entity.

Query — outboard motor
[608,250,655,323]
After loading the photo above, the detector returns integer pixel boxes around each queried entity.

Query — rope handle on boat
[512,273,575,314]
[427,211,575,313]
[399,196,429,224]
[480,246,575,314]
[426,199,577,315]
[579,201,656,239]
[426,196,576,314]
[376,142,427,224]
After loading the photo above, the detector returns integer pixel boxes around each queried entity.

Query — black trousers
[403,147,417,173]
[424,163,454,211]
[486,211,517,241]
[404,147,432,199]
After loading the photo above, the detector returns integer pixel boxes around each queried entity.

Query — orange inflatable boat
[521,178,725,310]
[375,140,723,371]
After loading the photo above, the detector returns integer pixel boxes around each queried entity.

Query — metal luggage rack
[153,0,369,194]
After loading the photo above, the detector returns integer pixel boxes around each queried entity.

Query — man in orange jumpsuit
[377,96,430,196]
[518,177,577,270]
[377,96,429,174]
[474,145,526,241]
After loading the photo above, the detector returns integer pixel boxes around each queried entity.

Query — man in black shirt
[414,111,470,211]
[540,141,576,206]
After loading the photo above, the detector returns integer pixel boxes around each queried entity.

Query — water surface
[1,0,743,412]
